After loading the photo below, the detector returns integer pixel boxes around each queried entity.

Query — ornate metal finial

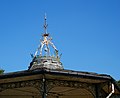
[34,14,58,57]
[29,14,63,70]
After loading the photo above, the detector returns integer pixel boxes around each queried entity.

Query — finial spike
[44,13,48,34]
[44,13,47,20]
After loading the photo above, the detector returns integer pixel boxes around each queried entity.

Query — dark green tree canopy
[0,69,4,74]
[117,80,120,87]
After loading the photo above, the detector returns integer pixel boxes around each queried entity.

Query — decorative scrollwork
[0,79,42,92]
[46,79,96,97]
[47,79,92,88]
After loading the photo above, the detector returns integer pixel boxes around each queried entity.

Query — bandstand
[0,15,120,98]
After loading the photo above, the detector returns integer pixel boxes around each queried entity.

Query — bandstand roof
[0,68,120,98]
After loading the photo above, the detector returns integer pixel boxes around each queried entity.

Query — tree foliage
[0,69,4,74]
[117,80,120,87]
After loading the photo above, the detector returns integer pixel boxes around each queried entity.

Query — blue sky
[0,0,120,80]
